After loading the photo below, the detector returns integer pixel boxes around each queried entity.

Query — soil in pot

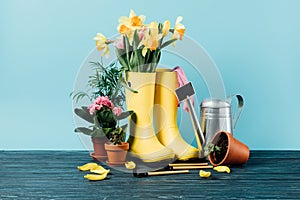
[209,131,250,166]
[212,133,228,164]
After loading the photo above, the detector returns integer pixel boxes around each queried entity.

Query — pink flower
[88,96,115,115]
[87,103,102,115]
[113,37,125,49]
[113,106,122,116]
[138,26,145,40]
[94,96,114,109]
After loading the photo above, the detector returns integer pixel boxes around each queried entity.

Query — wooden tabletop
[1,150,299,199]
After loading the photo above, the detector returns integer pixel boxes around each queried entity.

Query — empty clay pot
[209,131,250,166]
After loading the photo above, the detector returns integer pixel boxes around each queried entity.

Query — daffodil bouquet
[94,10,185,73]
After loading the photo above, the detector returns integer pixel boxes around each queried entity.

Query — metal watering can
[175,83,244,154]
[200,94,244,149]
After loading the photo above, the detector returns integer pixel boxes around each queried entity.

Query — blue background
[1,0,299,150]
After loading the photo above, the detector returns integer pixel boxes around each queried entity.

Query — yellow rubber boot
[154,69,200,160]
[126,72,175,162]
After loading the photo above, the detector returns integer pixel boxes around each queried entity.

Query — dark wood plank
[1,150,300,199]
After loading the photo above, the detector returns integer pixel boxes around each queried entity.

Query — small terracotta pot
[209,131,250,166]
[105,142,129,165]
[91,137,108,161]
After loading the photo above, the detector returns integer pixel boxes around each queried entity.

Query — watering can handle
[227,94,244,129]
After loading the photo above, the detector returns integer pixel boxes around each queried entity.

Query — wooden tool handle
[169,163,208,167]
[172,166,213,170]
[148,170,189,176]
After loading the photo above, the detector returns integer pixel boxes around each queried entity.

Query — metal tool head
[175,82,195,102]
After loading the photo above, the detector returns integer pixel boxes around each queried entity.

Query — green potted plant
[72,61,132,162]
[87,96,132,165]
[104,125,130,166]
[206,131,250,166]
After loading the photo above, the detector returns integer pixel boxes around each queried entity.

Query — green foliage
[96,107,117,128]
[71,58,135,144]
[74,106,94,124]
[88,61,125,107]
[203,142,221,157]
[71,60,125,107]
[73,102,134,144]
[115,33,176,73]
[105,125,128,145]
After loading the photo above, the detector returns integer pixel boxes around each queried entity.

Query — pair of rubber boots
[126,69,200,162]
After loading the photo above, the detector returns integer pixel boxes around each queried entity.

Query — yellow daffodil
[171,16,186,47]
[118,9,145,44]
[148,21,158,30]
[93,33,110,58]
[118,9,145,30]
[174,16,185,40]
[162,20,170,37]
[140,28,162,57]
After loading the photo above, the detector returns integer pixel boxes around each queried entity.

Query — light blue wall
[1,0,299,150]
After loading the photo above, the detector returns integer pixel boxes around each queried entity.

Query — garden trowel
[175,82,205,150]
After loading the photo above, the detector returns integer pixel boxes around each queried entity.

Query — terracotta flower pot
[105,142,129,165]
[209,131,250,166]
[91,137,108,162]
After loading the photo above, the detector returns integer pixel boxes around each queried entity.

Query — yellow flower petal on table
[213,166,231,173]
[93,165,106,171]
[84,173,108,181]
[125,161,136,169]
[90,169,110,175]
[77,163,99,171]
[199,170,211,178]
[162,20,170,36]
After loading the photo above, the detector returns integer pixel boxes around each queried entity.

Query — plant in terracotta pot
[86,96,132,165]
[207,131,250,166]
[104,124,130,166]
[72,61,132,161]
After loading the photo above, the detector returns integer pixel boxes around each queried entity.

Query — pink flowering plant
[72,61,133,145]
[74,96,133,145]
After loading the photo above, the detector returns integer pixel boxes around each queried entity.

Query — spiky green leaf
[74,127,93,136]
[161,38,177,49]
[74,107,94,123]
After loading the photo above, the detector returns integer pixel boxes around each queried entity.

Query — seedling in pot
[203,142,221,158]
